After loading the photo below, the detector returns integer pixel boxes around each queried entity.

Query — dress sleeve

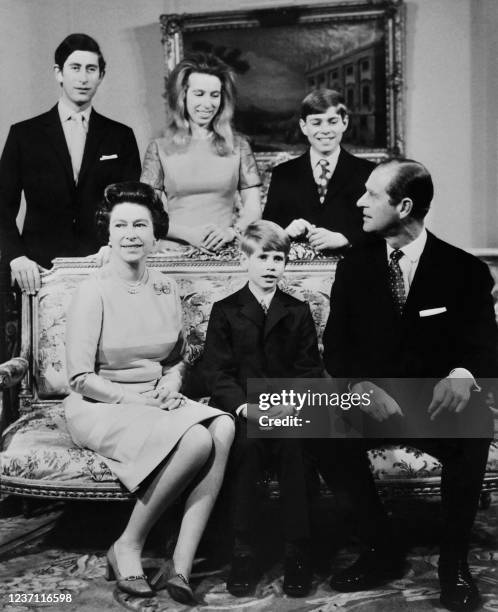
[141,140,165,191]
[237,135,261,190]
[157,279,187,390]
[66,279,127,403]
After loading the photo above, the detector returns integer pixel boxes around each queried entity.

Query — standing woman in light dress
[63,181,234,604]
[141,52,262,252]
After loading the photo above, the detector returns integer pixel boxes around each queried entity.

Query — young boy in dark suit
[202,220,323,597]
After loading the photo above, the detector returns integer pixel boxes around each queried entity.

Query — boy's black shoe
[330,546,404,592]
[438,560,480,611]
[227,553,260,597]
[283,554,312,597]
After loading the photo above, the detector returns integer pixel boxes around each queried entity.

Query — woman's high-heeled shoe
[150,559,197,605]
[105,544,155,598]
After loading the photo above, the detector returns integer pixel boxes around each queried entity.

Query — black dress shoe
[330,547,404,592]
[227,554,260,597]
[439,560,481,611]
[283,554,312,597]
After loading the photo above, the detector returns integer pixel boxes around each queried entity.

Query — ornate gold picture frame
[160,0,404,161]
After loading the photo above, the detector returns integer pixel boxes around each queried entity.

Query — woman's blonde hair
[165,52,236,155]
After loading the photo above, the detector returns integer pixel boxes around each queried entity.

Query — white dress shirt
[248,282,276,313]
[386,228,427,296]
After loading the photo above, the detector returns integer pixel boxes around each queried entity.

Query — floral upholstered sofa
[1,246,498,504]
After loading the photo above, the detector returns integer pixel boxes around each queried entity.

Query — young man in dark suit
[263,89,375,251]
[202,220,323,598]
[0,33,141,294]
[317,159,498,611]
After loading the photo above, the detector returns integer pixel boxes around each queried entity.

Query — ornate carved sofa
[1,246,498,504]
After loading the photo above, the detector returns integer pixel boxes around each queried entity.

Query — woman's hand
[202,226,235,251]
[154,385,187,411]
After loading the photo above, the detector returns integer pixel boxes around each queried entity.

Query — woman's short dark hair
[96,182,169,243]
[54,33,106,75]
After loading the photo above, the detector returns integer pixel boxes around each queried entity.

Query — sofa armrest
[0,357,29,390]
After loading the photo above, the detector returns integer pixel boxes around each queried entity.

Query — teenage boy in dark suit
[0,33,140,294]
[264,89,374,251]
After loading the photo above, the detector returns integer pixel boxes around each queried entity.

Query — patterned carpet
[0,495,497,611]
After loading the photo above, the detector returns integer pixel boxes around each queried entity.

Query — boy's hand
[308,227,349,251]
[285,218,313,238]
[10,256,46,294]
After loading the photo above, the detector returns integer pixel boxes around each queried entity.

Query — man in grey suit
[0,33,140,294]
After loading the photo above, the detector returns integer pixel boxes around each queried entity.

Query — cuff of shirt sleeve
[236,403,247,418]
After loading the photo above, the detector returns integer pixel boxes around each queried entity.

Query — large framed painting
[160,0,405,162]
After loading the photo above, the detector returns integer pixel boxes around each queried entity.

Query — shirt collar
[248,282,276,307]
[309,146,341,169]
[58,98,92,124]
[386,227,427,263]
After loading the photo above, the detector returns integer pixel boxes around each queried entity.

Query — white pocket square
[419,306,447,317]
[100,154,118,160]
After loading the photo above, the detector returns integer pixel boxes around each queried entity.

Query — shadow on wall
[129,22,167,150]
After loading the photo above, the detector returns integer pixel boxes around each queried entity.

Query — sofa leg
[479,491,491,510]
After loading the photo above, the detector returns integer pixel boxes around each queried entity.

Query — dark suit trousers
[314,437,490,559]
[229,419,311,545]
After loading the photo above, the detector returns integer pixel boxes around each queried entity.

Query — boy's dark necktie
[316,159,332,204]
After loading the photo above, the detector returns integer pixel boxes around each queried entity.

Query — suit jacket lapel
[299,151,321,208]
[324,148,352,203]
[78,109,107,185]
[42,105,74,186]
[239,284,266,329]
[264,288,289,338]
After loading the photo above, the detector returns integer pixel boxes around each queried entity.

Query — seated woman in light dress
[63,182,234,604]
[141,52,262,252]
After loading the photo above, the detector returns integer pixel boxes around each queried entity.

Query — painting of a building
[305,40,386,148]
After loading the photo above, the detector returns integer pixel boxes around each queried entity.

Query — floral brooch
[153,281,171,295]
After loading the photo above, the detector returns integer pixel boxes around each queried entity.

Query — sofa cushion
[0,404,115,483]
[3,404,497,486]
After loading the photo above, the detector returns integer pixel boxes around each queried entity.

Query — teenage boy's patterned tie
[317,159,332,204]
[388,249,406,315]
[260,300,268,315]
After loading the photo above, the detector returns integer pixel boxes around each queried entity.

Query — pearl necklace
[121,269,149,294]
